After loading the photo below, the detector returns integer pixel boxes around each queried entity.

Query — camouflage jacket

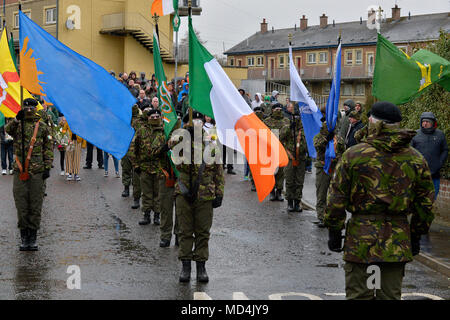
[263,112,290,146]
[6,115,54,174]
[313,122,346,171]
[172,128,225,201]
[324,125,435,264]
[131,119,166,175]
[126,112,145,160]
[284,113,307,161]
[354,124,368,144]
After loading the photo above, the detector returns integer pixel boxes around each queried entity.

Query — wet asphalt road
[0,151,448,300]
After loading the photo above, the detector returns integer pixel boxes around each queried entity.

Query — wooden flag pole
[188,0,193,127]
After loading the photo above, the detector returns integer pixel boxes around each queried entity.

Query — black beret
[371,101,402,123]
[182,111,203,124]
[23,98,39,108]
[272,103,283,110]
[148,109,161,117]
[253,107,263,112]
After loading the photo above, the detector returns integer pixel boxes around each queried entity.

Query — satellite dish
[66,19,75,30]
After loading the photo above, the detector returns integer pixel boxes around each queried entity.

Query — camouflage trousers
[140,172,159,214]
[285,159,306,201]
[274,167,284,190]
[344,262,406,300]
[121,156,141,199]
[13,172,45,230]
[159,179,178,241]
[176,196,213,262]
[315,166,332,220]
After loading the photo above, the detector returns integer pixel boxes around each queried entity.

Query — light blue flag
[324,41,342,174]
[298,103,322,159]
[289,45,322,159]
[19,11,136,159]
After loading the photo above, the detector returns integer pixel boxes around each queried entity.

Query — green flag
[373,33,450,105]
[8,33,17,71]
[153,29,177,139]
[0,112,5,127]
[172,0,180,32]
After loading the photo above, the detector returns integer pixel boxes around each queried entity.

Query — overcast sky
[177,0,450,56]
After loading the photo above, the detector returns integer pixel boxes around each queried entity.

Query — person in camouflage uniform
[170,111,224,283]
[6,98,54,251]
[121,105,143,211]
[159,119,181,248]
[324,102,435,300]
[284,102,307,212]
[261,95,273,118]
[249,106,265,192]
[263,103,290,201]
[131,109,168,226]
[313,113,345,227]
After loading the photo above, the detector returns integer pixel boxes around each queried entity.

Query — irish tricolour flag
[151,0,176,17]
[188,16,288,202]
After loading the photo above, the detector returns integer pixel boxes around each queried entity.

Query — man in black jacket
[345,111,365,149]
[411,112,448,199]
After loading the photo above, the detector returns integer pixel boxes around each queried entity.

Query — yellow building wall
[223,67,248,88]
[58,0,126,73]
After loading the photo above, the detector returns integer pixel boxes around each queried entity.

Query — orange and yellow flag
[0,29,41,118]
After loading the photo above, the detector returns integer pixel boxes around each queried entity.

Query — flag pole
[18,2,25,175]
[3,0,5,29]
[188,0,192,127]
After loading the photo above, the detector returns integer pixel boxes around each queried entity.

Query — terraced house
[224,6,450,107]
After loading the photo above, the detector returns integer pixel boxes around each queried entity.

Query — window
[14,11,31,28]
[278,55,285,68]
[322,82,331,95]
[355,83,365,95]
[367,53,375,75]
[342,84,352,96]
[307,53,316,64]
[229,58,235,66]
[397,45,408,55]
[256,56,264,66]
[355,50,363,65]
[247,57,255,67]
[238,60,242,67]
[345,50,353,65]
[319,52,328,64]
[45,7,57,24]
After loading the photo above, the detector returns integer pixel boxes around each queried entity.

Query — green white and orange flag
[151,0,176,17]
[0,29,41,118]
[153,29,177,139]
[188,15,289,202]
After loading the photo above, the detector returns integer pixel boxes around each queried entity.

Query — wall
[435,179,450,225]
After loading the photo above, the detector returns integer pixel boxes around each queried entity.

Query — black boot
[175,234,179,246]
[131,198,140,209]
[139,211,151,225]
[318,218,326,228]
[28,229,38,251]
[270,189,277,201]
[121,185,130,197]
[251,185,256,192]
[159,239,170,247]
[276,189,284,201]
[153,212,160,225]
[179,260,191,283]
[19,229,29,251]
[287,200,295,212]
[196,261,209,283]
[294,200,302,212]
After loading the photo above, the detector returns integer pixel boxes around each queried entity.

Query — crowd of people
[1,68,448,299]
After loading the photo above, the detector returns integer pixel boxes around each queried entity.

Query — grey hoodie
[411,112,448,178]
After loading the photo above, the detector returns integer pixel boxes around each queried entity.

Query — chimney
[320,14,328,28]
[261,18,268,34]
[300,15,308,31]
[392,5,401,20]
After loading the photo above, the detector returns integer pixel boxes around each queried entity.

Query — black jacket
[346,120,365,149]
[411,112,449,178]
